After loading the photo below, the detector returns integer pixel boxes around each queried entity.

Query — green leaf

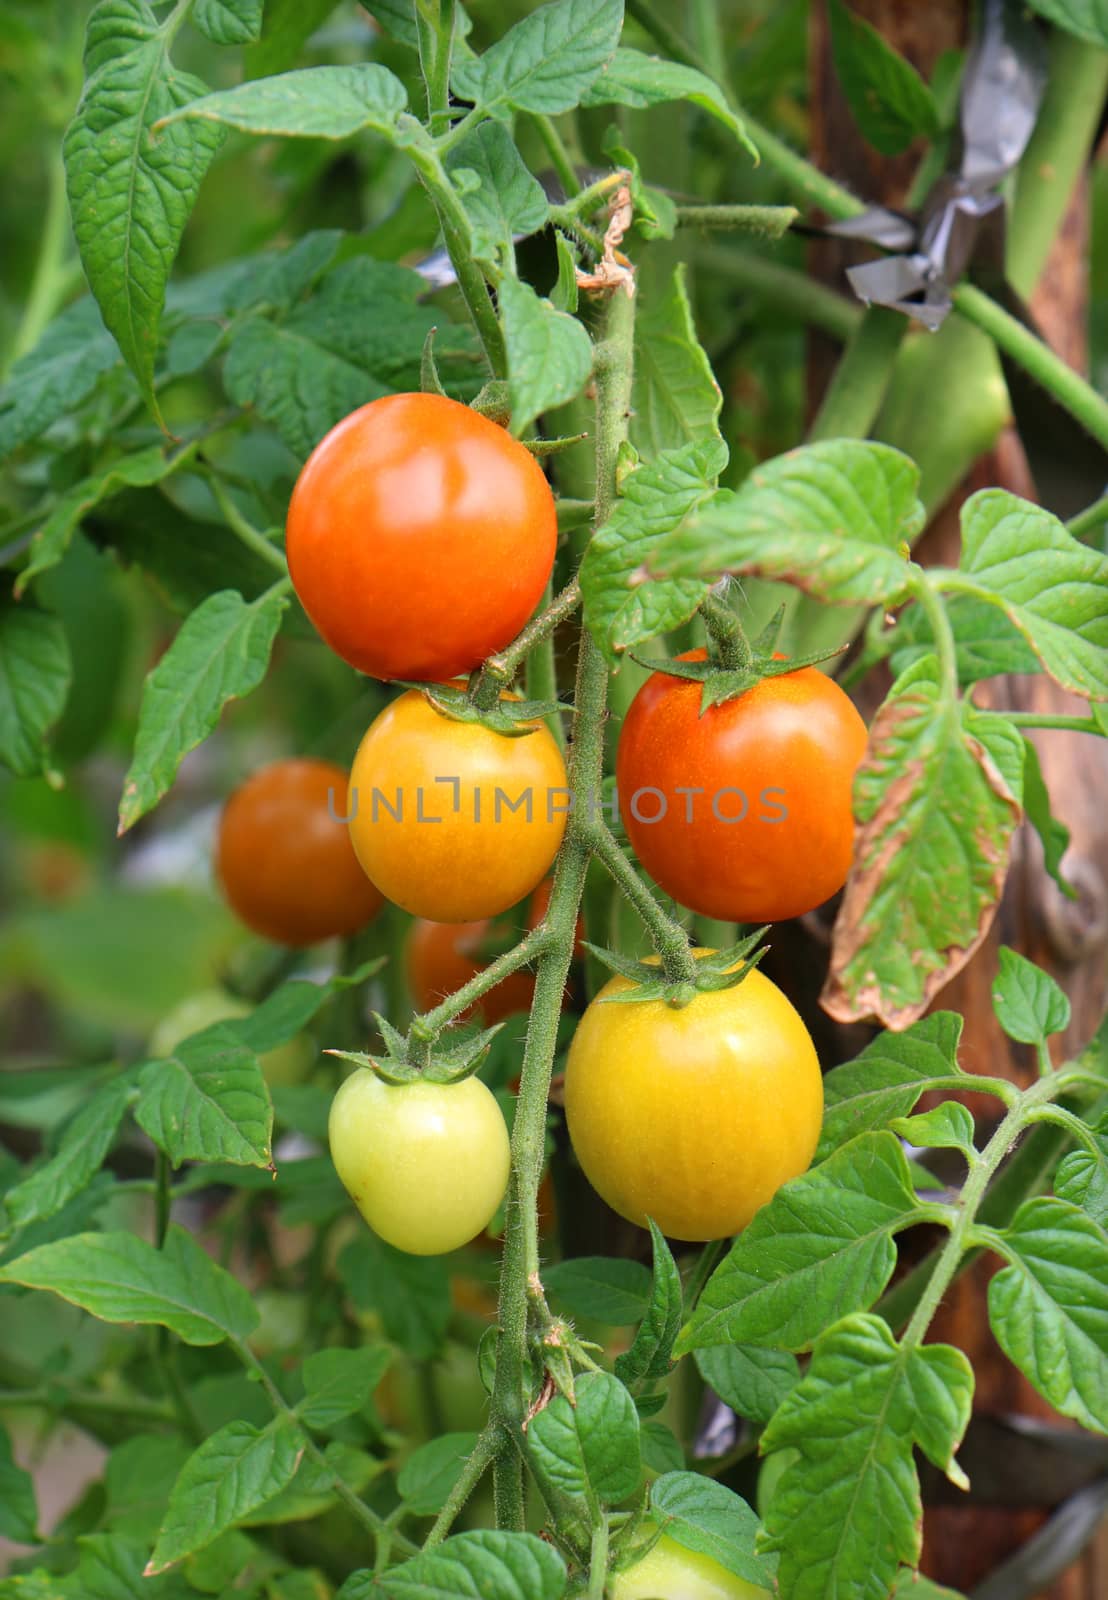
[0,1422,37,1542]
[950,490,1108,699]
[890,1101,977,1156]
[0,299,120,456]
[544,1257,652,1324]
[676,1133,922,1356]
[0,600,71,778]
[398,1433,479,1516]
[1020,737,1073,896]
[0,1225,259,1344]
[192,0,264,46]
[337,1235,450,1360]
[653,440,922,603]
[240,1439,381,1527]
[1,1076,134,1234]
[223,259,480,460]
[818,1012,965,1157]
[527,1370,641,1506]
[135,1023,273,1169]
[160,63,408,140]
[551,232,579,314]
[888,595,1041,686]
[451,0,623,116]
[640,1419,684,1476]
[118,586,288,833]
[349,1530,567,1599]
[18,443,198,594]
[1024,0,1108,47]
[630,264,722,460]
[988,1196,1108,1432]
[761,1315,972,1600]
[828,0,940,155]
[444,122,548,266]
[614,1219,683,1386]
[694,1344,799,1425]
[580,439,723,664]
[147,1416,302,1572]
[822,657,1021,1029]
[1054,1115,1108,1225]
[582,48,757,158]
[236,961,384,1053]
[991,946,1071,1046]
[650,1472,774,1590]
[299,1346,391,1430]
[245,0,342,76]
[498,275,592,436]
[64,0,226,414]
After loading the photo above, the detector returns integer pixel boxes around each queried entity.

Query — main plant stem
[490,287,636,1530]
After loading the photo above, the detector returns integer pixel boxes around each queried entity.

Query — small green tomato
[328,1067,510,1256]
[609,1532,772,1600]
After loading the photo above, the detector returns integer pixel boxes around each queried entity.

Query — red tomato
[285,393,557,681]
[216,758,383,946]
[615,650,867,923]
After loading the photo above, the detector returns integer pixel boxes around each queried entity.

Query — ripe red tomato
[347,691,568,921]
[405,878,585,1023]
[216,758,383,946]
[285,393,557,681]
[616,650,867,923]
[564,962,823,1241]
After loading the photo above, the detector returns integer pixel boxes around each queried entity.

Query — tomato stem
[470,576,582,711]
[699,591,753,674]
[588,822,698,987]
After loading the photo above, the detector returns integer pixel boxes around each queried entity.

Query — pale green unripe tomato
[609,1532,772,1600]
[149,989,313,1087]
[328,1067,511,1256]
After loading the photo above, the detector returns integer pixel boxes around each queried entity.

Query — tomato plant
[564,965,823,1240]
[3,3,1108,1599]
[215,757,384,945]
[286,393,557,681]
[616,650,868,924]
[347,690,568,921]
[328,1067,510,1256]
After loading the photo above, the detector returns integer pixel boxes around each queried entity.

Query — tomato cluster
[213,391,863,1257]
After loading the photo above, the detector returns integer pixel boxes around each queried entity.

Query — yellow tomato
[346,690,568,921]
[564,964,822,1241]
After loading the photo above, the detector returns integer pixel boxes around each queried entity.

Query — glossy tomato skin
[286,393,557,681]
[616,651,867,923]
[216,758,384,946]
[609,1532,772,1600]
[347,691,568,921]
[564,963,822,1241]
[328,1067,511,1255]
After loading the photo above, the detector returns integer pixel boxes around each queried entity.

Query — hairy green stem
[700,591,753,672]
[1066,492,1108,547]
[3,149,73,377]
[473,577,582,705]
[411,923,553,1039]
[526,579,570,755]
[1001,712,1104,734]
[0,1387,175,1424]
[424,1423,505,1547]
[490,289,635,1527]
[674,203,797,238]
[901,1076,1061,1350]
[207,473,290,574]
[406,132,506,376]
[533,114,582,198]
[807,306,906,442]
[589,823,697,985]
[683,1239,727,1312]
[588,1515,610,1600]
[415,0,456,139]
[910,573,959,701]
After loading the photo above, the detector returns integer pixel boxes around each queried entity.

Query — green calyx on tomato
[286,392,557,683]
[327,1006,503,1087]
[608,1530,773,1600]
[582,926,767,1008]
[616,645,867,926]
[346,688,568,923]
[564,958,823,1241]
[328,1066,511,1256]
